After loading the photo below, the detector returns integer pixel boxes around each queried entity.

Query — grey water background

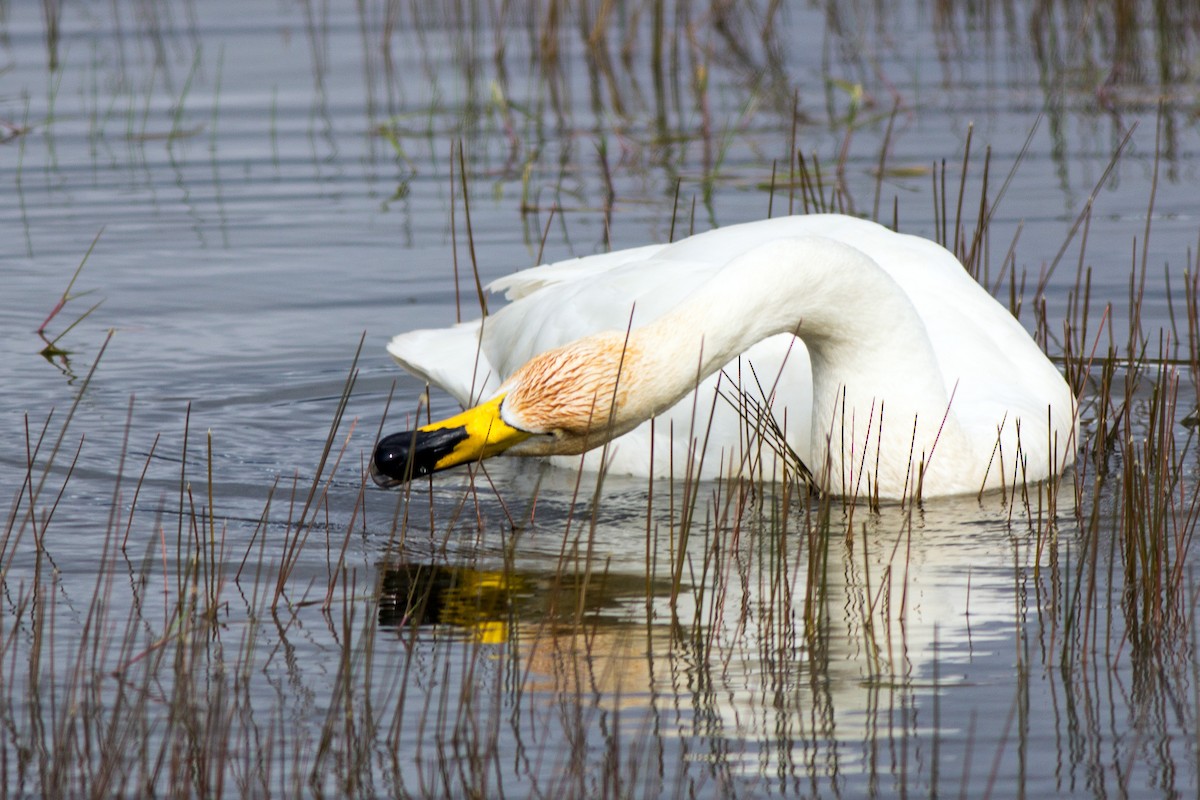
[3,1,1200,796]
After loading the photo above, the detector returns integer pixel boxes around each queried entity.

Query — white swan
[372,214,1077,499]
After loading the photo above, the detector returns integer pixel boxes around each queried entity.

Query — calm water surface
[2,1,1200,796]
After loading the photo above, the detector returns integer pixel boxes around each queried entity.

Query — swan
[372,214,1077,499]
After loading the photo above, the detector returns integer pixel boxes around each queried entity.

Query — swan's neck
[630,236,971,496]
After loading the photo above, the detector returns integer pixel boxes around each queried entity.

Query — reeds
[6,126,1198,795]
[8,1,1200,797]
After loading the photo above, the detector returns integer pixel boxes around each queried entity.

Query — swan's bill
[371,394,530,487]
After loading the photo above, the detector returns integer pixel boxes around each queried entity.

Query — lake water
[3,1,1200,797]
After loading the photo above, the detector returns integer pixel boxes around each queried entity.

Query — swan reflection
[376,480,1045,789]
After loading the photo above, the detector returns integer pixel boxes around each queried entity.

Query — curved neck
[628,236,967,494]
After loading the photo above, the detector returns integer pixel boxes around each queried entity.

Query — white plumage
[383,214,1077,498]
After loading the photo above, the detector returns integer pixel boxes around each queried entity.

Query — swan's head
[372,332,640,487]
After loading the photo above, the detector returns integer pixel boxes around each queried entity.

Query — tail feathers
[386,320,498,407]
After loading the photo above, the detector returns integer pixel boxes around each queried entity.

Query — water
[2,1,1200,796]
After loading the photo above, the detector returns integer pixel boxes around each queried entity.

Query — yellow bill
[371,394,531,486]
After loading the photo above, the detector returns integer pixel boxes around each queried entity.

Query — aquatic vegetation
[3,1,1200,797]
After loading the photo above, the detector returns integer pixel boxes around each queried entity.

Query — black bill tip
[371,426,470,488]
